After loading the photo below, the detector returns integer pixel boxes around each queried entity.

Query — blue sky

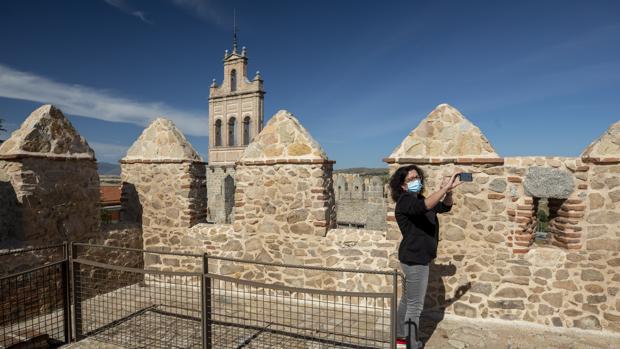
[0,0,619,168]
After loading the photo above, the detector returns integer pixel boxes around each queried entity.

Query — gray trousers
[396,263,429,339]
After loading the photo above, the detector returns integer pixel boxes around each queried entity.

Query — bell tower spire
[232,8,238,53]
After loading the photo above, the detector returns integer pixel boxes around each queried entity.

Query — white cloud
[171,0,229,29]
[89,142,130,162]
[104,0,153,24]
[0,64,209,137]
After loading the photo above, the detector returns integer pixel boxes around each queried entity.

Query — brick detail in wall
[550,198,585,250]
[511,197,537,254]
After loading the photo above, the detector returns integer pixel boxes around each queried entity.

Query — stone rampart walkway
[61,313,620,349]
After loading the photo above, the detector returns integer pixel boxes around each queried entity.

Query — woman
[390,165,460,348]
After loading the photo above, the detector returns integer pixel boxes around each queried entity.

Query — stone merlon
[385,103,501,163]
[239,110,331,165]
[0,104,95,160]
[122,117,203,163]
[581,119,620,162]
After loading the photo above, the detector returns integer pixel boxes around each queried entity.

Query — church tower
[207,33,265,223]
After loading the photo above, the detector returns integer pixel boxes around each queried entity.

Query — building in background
[207,38,265,223]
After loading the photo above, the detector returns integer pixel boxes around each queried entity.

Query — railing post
[202,253,212,349]
[62,242,72,343]
[391,269,398,349]
[71,242,84,341]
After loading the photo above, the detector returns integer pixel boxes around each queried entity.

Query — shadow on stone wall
[421,262,471,342]
[120,182,142,224]
[0,180,21,245]
[75,223,145,298]
[224,174,235,224]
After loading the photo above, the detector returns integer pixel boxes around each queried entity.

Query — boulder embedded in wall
[525,247,566,267]
[581,119,620,159]
[453,302,477,318]
[0,105,94,159]
[488,178,507,193]
[240,110,328,162]
[464,195,490,212]
[387,104,500,161]
[523,167,574,199]
[573,315,602,330]
[123,118,203,161]
[586,210,620,225]
[444,224,466,241]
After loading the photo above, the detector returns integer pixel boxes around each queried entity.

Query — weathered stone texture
[381,104,620,333]
[206,166,235,224]
[523,167,574,199]
[334,174,387,230]
[124,118,202,161]
[241,110,326,162]
[157,224,398,293]
[120,118,207,254]
[234,163,335,236]
[233,110,336,236]
[0,105,99,244]
[387,103,500,161]
[581,120,620,160]
[0,105,94,159]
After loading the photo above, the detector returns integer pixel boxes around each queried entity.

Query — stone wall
[0,222,142,276]
[0,166,18,241]
[120,118,207,255]
[74,222,145,297]
[334,173,387,230]
[0,105,100,245]
[381,104,620,332]
[0,221,143,327]
[381,158,619,331]
[206,165,236,223]
[234,163,335,236]
[233,110,337,236]
[121,162,206,245]
[150,223,398,295]
[129,104,619,333]
[584,163,620,251]
[336,199,368,226]
[366,176,388,230]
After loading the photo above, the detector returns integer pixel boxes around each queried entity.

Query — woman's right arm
[423,186,450,211]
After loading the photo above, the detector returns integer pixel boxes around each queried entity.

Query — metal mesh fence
[204,254,395,349]
[73,259,202,348]
[71,244,397,348]
[206,274,393,348]
[0,244,70,348]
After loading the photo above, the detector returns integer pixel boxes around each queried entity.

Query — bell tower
[207,25,265,223]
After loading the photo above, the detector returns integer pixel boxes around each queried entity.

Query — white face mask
[407,179,423,193]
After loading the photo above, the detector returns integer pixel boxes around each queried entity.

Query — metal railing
[71,243,398,348]
[1,242,398,348]
[0,243,71,348]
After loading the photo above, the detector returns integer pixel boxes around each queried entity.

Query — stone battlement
[1,103,619,333]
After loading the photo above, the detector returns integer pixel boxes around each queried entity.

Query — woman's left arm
[436,175,460,213]
[436,192,453,213]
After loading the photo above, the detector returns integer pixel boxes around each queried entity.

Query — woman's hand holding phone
[442,173,462,192]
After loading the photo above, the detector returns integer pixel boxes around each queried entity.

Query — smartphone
[459,173,473,182]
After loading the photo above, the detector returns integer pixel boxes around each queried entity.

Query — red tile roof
[100,186,121,206]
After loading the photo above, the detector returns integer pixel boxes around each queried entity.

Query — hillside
[97,162,121,176]
[333,167,388,176]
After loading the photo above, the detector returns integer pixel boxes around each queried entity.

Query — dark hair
[389,165,424,202]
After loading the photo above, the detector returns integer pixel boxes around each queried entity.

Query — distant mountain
[96,163,388,177]
[334,168,389,176]
[97,162,121,176]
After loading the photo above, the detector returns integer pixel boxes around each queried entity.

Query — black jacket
[395,192,452,265]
